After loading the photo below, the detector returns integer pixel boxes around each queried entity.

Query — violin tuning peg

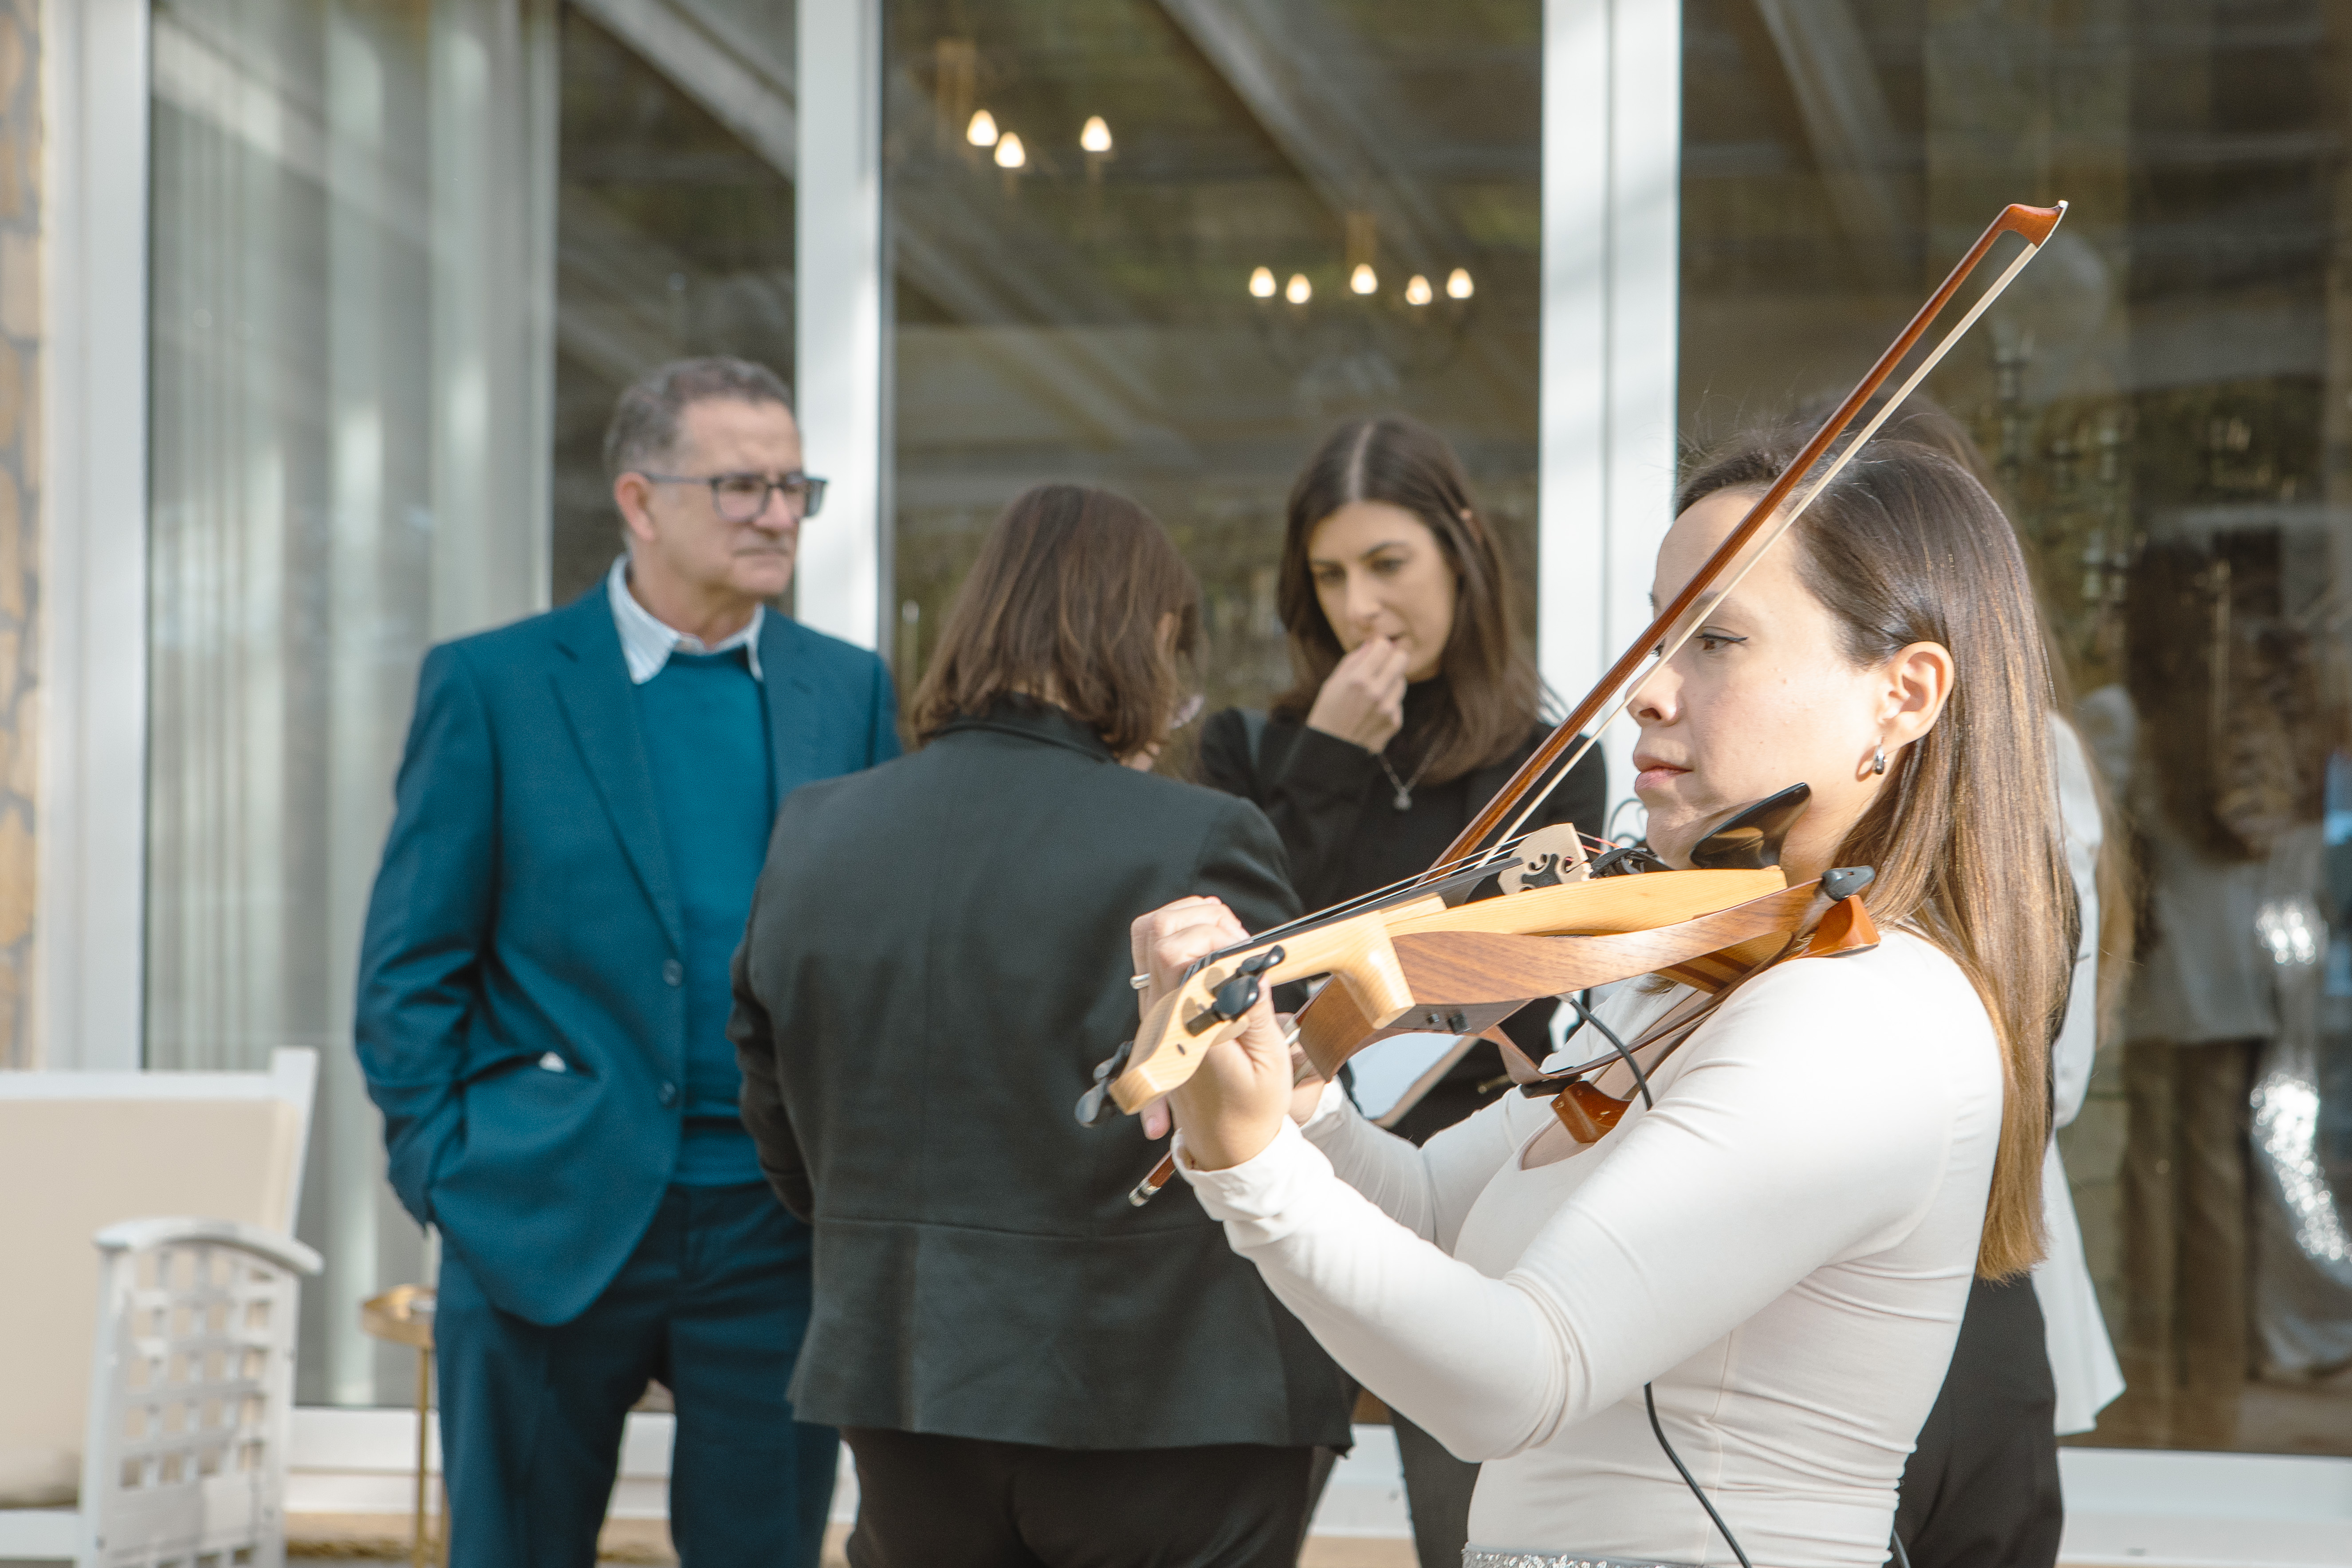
[1077,1040,1136,1124]
[1188,973,1262,1034]
[1237,945,1285,979]
[1215,974,1262,1019]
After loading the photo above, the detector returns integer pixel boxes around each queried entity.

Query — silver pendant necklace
[1376,744,1435,812]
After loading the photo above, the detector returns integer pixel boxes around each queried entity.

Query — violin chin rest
[1688,782,1812,871]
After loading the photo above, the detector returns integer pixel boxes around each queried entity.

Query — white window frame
[1538,0,1681,821]
[792,0,886,652]
[789,0,1677,790]
[39,0,152,1072]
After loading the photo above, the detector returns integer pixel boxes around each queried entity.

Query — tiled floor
[286,1519,1421,1566]
[2073,1361,2352,1455]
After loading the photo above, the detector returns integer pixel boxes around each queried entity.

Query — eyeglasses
[637,470,829,522]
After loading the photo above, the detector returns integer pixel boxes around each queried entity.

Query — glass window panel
[551,0,796,605]
[148,0,796,1407]
[148,0,557,1405]
[1682,0,2352,1454]
[883,0,1543,733]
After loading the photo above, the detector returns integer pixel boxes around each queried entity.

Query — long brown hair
[1793,391,2138,1049]
[1273,416,1542,783]
[909,484,1200,756]
[1677,434,2076,1281]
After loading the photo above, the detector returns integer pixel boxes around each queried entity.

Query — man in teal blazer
[355,358,897,1568]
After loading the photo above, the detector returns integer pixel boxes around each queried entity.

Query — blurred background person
[1197,413,1605,1568]
[729,483,1353,1568]
[356,358,897,1568]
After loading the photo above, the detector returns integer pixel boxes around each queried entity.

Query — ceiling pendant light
[966,109,998,147]
[1349,263,1378,295]
[995,133,1027,169]
[1405,274,1432,306]
[1080,116,1113,153]
[1249,267,1277,298]
[1446,267,1474,299]
[1285,272,1313,305]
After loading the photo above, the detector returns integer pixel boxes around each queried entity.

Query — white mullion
[792,0,885,652]
[1538,0,1681,837]
[38,0,151,1070]
[1603,0,1682,827]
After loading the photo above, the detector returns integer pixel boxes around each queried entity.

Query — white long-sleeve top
[1181,930,2003,1568]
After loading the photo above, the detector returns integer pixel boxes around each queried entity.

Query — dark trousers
[1303,1400,1475,1568]
[1892,1275,2062,1568]
[435,1182,837,1568]
[1392,1412,1478,1568]
[841,1426,1314,1568]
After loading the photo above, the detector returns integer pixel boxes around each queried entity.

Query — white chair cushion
[0,1444,77,1508]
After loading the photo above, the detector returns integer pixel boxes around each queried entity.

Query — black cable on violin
[1569,990,1753,1568]
[1645,1384,1754,1568]
[1563,991,1651,1109]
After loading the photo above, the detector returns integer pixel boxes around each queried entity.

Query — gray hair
[602,357,794,480]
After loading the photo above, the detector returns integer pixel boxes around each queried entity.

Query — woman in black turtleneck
[1197,413,1605,1568]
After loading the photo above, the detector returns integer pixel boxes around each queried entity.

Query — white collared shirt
[606,556,764,685]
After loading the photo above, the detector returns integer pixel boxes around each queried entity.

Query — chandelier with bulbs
[963,106,1115,177]
[1249,263,1474,308]
[1238,212,1480,391]
[948,86,1476,394]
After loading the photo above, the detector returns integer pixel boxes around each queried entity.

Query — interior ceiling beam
[1153,0,1466,279]
[1747,0,1912,283]
[1153,0,1526,400]
[571,0,796,170]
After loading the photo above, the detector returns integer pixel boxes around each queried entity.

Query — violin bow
[1446,200,2068,866]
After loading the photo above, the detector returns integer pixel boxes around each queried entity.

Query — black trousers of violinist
[1891,1274,2064,1568]
[839,1427,1314,1568]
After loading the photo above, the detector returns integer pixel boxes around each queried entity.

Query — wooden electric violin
[1078,199,2067,1172]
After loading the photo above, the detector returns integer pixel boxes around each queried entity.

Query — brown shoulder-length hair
[1677,432,2077,1282]
[1272,416,1543,783]
[909,483,1200,756]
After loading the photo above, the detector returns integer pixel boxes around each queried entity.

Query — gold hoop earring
[1871,744,1888,777]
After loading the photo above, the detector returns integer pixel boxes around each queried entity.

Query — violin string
[1472,234,2049,860]
[1201,832,1552,959]
[1195,824,1616,968]
[1265,821,1610,935]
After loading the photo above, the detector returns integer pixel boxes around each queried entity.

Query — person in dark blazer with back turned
[355,358,897,1568]
[1198,414,1606,1568]
[729,483,1353,1568]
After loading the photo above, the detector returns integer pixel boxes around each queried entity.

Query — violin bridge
[1499,824,1590,896]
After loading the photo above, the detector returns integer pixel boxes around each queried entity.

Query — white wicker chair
[0,1049,317,1566]
[0,1219,321,1568]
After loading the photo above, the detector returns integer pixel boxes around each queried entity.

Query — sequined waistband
[1463,1552,1698,1568]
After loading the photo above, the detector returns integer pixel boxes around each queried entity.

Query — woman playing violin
[1136,434,2072,1568]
